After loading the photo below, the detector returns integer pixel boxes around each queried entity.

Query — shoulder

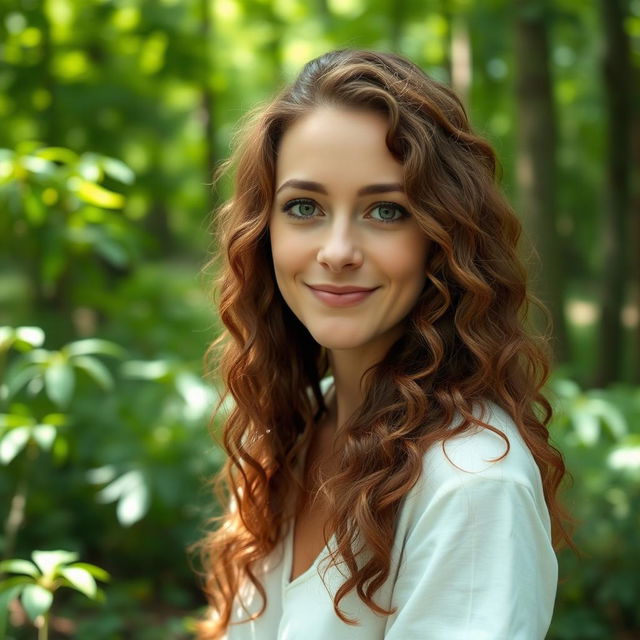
[386,401,558,639]
[427,400,542,488]
[399,400,550,534]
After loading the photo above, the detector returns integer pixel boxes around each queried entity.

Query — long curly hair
[195,48,574,639]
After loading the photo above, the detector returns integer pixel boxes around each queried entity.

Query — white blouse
[225,397,558,639]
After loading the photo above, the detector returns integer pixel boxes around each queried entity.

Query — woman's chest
[290,421,340,582]
[290,495,333,582]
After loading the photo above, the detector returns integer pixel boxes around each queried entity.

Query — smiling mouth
[306,284,379,308]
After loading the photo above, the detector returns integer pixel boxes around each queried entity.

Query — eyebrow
[275,179,405,196]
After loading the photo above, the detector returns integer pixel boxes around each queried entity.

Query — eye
[282,198,318,219]
[369,202,409,224]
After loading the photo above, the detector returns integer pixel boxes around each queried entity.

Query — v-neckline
[283,517,337,589]
[283,380,337,589]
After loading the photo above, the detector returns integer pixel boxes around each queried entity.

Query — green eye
[370,203,408,223]
[283,199,317,219]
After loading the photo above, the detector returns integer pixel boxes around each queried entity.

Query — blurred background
[0,0,639,638]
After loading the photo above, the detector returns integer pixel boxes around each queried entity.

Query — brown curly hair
[195,48,573,639]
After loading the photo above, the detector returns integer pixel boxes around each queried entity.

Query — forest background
[1,0,639,638]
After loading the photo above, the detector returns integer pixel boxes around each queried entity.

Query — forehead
[275,106,404,188]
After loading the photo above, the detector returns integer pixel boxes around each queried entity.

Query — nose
[316,219,363,272]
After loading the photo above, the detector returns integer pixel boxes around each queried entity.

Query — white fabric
[225,399,557,639]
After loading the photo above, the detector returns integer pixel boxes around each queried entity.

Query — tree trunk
[630,63,640,384]
[513,0,570,366]
[200,0,217,201]
[593,0,632,386]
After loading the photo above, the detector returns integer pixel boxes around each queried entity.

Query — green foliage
[4,336,126,408]
[0,407,65,465]
[0,144,141,310]
[0,319,218,636]
[548,378,640,638]
[0,549,108,638]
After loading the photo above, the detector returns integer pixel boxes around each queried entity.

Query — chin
[307,327,373,351]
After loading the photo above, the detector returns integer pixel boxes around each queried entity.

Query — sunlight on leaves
[0,559,38,577]
[76,180,125,209]
[96,469,150,526]
[21,584,53,622]
[32,550,78,576]
[44,361,75,407]
[0,426,31,464]
[59,567,97,599]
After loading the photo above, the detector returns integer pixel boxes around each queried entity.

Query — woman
[196,48,573,639]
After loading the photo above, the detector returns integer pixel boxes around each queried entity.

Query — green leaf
[175,372,212,419]
[14,326,46,349]
[21,155,57,176]
[102,156,135,185]
[73,356,114,390]
[59,567,97,598]
[86,464,117,485]
[32,424,57,450]
[96,471,133,503]
[32,550,78,577]
[65,338,126,359]
[96,470,149,526]
[552,378,581,399]
[44,361,75,407]
[21,584,53,622]
[608,439,640,471]
[588,398,627,440]
[5,364,42,398]
[77,180,125,209]
[36,146,79,165]
[0,559,39,577]
[23,348,51,364]
[117,478,149,526]
[67,563,110,582]
[0,426,31,464]
[0,576,35,592]
[572,408,600,446]
[121,359,171,380]
[77,154,102,181]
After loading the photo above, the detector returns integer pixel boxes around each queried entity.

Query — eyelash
[281,198,409,224]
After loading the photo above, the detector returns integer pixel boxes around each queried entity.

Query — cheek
[269,223,306,289]
[381,236,429,287]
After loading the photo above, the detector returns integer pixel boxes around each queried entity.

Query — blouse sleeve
[384,474,558,640]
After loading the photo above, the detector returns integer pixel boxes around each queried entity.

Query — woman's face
[269,105,430,353]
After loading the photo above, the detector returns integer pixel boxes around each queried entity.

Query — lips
[307,284,378,294]
[306,283,379,308]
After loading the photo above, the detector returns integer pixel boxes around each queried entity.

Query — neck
[324,325,403,439]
